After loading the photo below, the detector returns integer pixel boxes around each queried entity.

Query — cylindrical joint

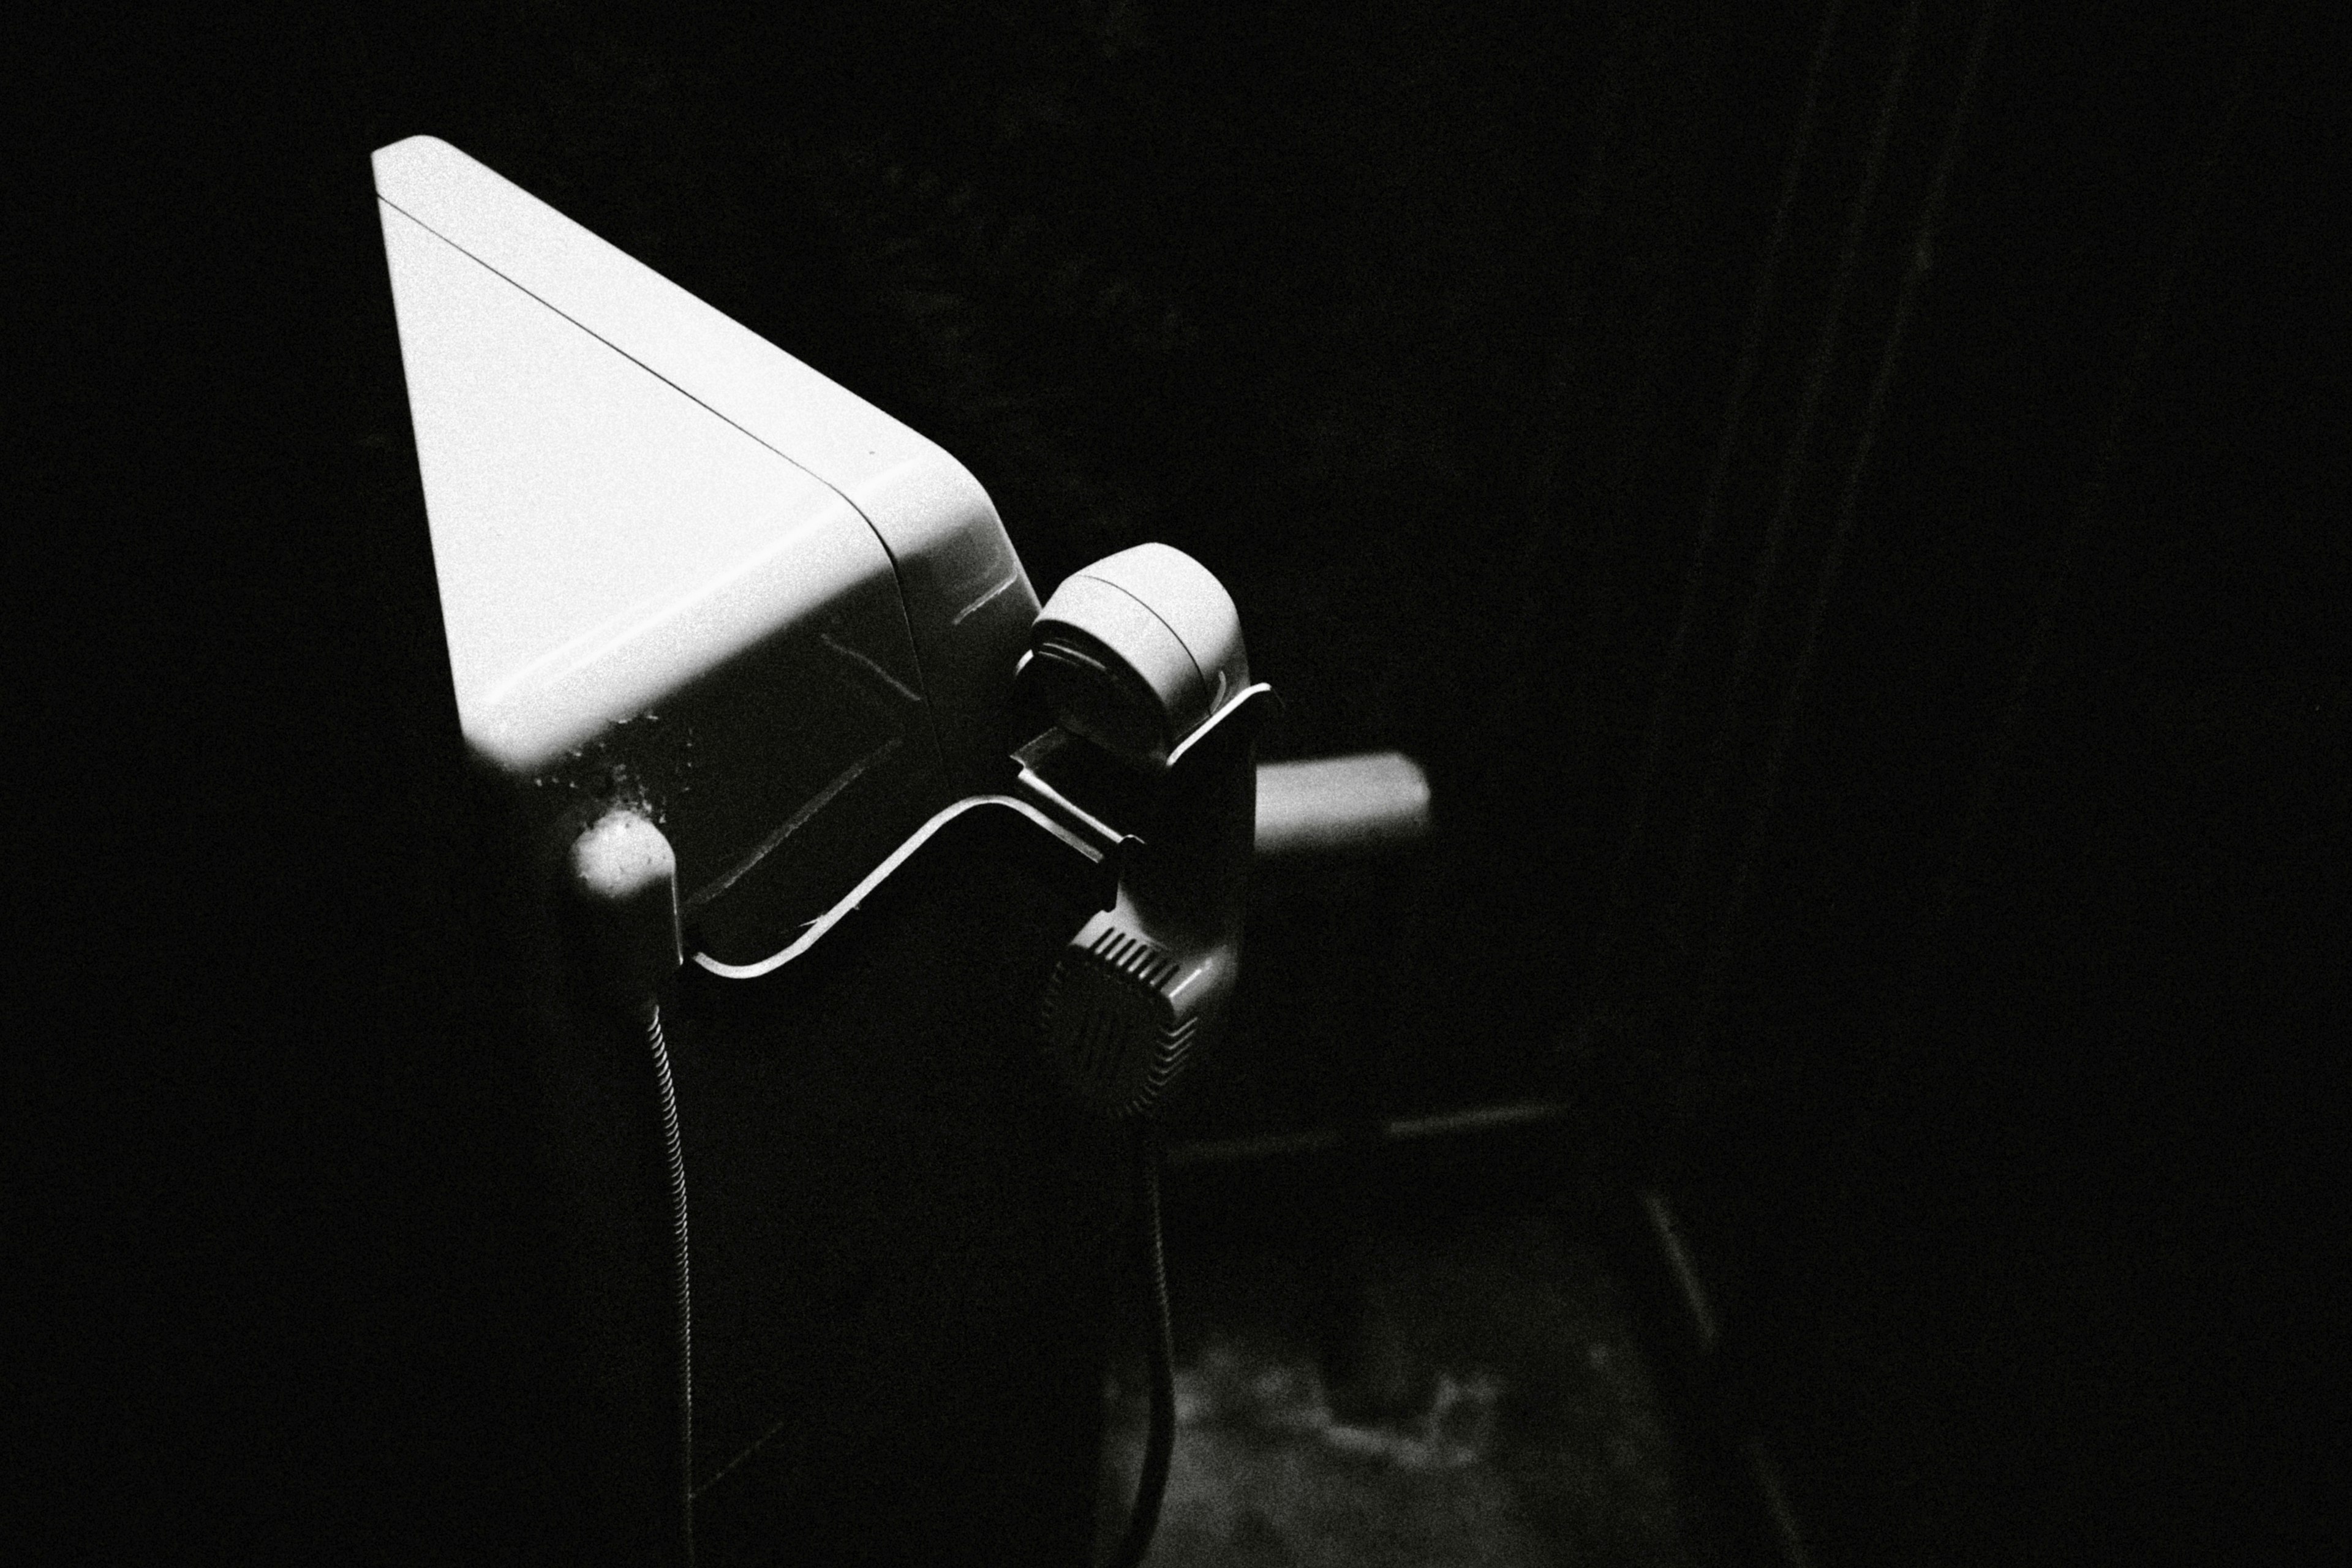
[567,808,684,1003]
[1022,543,1250,772]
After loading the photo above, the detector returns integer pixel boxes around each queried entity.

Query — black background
[14,2,2342,1562]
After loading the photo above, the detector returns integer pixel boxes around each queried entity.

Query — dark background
[15,1,2341,1562]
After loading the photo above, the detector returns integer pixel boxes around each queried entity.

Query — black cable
[1106,1118,1175,1568]
[644,997,697,1568]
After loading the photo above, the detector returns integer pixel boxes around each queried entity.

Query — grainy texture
[16,2,2336,1563]
[1100,1216,1692,1567]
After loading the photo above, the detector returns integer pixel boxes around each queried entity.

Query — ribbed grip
[1041,924,1200,1118]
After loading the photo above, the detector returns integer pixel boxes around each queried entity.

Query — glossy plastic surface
[374,136,1039,958]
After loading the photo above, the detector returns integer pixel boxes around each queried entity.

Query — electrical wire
[1104,1118,1175,1568]
[644,997,697,1568]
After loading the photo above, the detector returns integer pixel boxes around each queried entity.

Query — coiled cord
[1106,1118,1174,1568]
[644,998,696,1568]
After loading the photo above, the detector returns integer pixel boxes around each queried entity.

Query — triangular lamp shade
[374,137,1038,960]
